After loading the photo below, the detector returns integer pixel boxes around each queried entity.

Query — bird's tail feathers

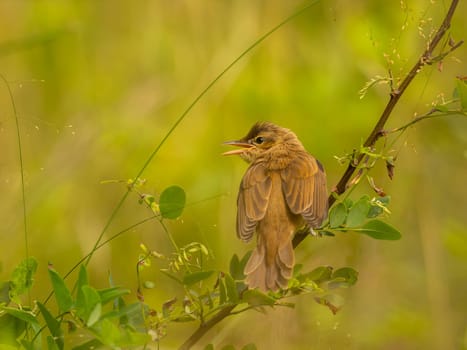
[244,241,294,291]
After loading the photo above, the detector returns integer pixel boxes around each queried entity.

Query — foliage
[0,167,405,349]
[1,0,466,349]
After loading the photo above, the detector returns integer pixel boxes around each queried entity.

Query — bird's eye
[255,136,264,144]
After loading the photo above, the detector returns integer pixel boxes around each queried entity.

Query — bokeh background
[1,0,466,349]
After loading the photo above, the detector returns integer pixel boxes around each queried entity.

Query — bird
[223,122,328,292]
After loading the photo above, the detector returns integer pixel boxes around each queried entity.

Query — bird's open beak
[222,141,253,156]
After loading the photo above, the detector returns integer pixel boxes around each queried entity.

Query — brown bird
[223,122,328,291]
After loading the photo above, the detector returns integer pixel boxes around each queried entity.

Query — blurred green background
[1,0,466,349]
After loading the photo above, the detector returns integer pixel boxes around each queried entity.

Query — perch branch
[179,304,237,350]
[293,0,461,248]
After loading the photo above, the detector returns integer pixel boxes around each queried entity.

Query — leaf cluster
[1,263,150,349]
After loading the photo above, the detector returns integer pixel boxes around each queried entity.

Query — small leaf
[343,198,353,209]
[367,205,383,218]
[76,285,101,324]
[242,344,258,350]
[332,267,358,286]
[329,203,347,228]
[242,289,275,307]
[182,271,214,286]
[367,196,391,218]
[2,307,41,333]
[455,78,467,109]
[353,219,401,240]
[76,265,89,292]
[48,267,73,313]
[224,274,239,303]
[302,266,333,284]
[98,287,130,305]
[229,254,245,280]
[0,313,26,347]
[346,196,370,228]
[219,279,227,305]
[204,345,215,350]
[10,257,38,299]
[320,230,335,237]
[86,303,102,327]
[159,185,186,219]
[47,335,60,350]
[37,302,63,349]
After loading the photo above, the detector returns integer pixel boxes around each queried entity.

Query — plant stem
[1,74,31,305]
[179,304,237,350]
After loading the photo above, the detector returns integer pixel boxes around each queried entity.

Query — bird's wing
[237,162,272,242]
[281,153,328,228]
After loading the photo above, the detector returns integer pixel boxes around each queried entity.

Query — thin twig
[385,108,466,134]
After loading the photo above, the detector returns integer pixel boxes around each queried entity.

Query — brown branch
[293,0,461,248]
[332,0,460,202]
[178,304,237,350]
[180,1,462,348]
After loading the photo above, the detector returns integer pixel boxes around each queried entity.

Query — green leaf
[229,254,245,280]
[48,267,73,313]
[343,198,353,209]
[91,318,151,347]
[182,271,214,286]
[98,287,130,305]
[224,274,239,303]
[2,307,41,333]
[76,265,89,294]
[242,289,276,307]
[242,344,258,350]
[76,285,101,325]
[204,345,215,350]
[37,302,63,350]
[159,185,186,219]
[353,219,401,240]
[346,196,370,228]
[367,205,382,218]
[302,266,333,284]
[10,257,37,299]
[0,312,27,347]
[332,267,358,286]
[86,303,102,327]
[320,230,335,237]
[47,335,60,350]
[455,79,467,109]
[219,279,227,305]
[329,203,347,228]
[367,196,391,218]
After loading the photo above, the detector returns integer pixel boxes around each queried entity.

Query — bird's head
[223,122,299,163]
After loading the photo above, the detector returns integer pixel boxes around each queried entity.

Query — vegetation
[0,1,466,349]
